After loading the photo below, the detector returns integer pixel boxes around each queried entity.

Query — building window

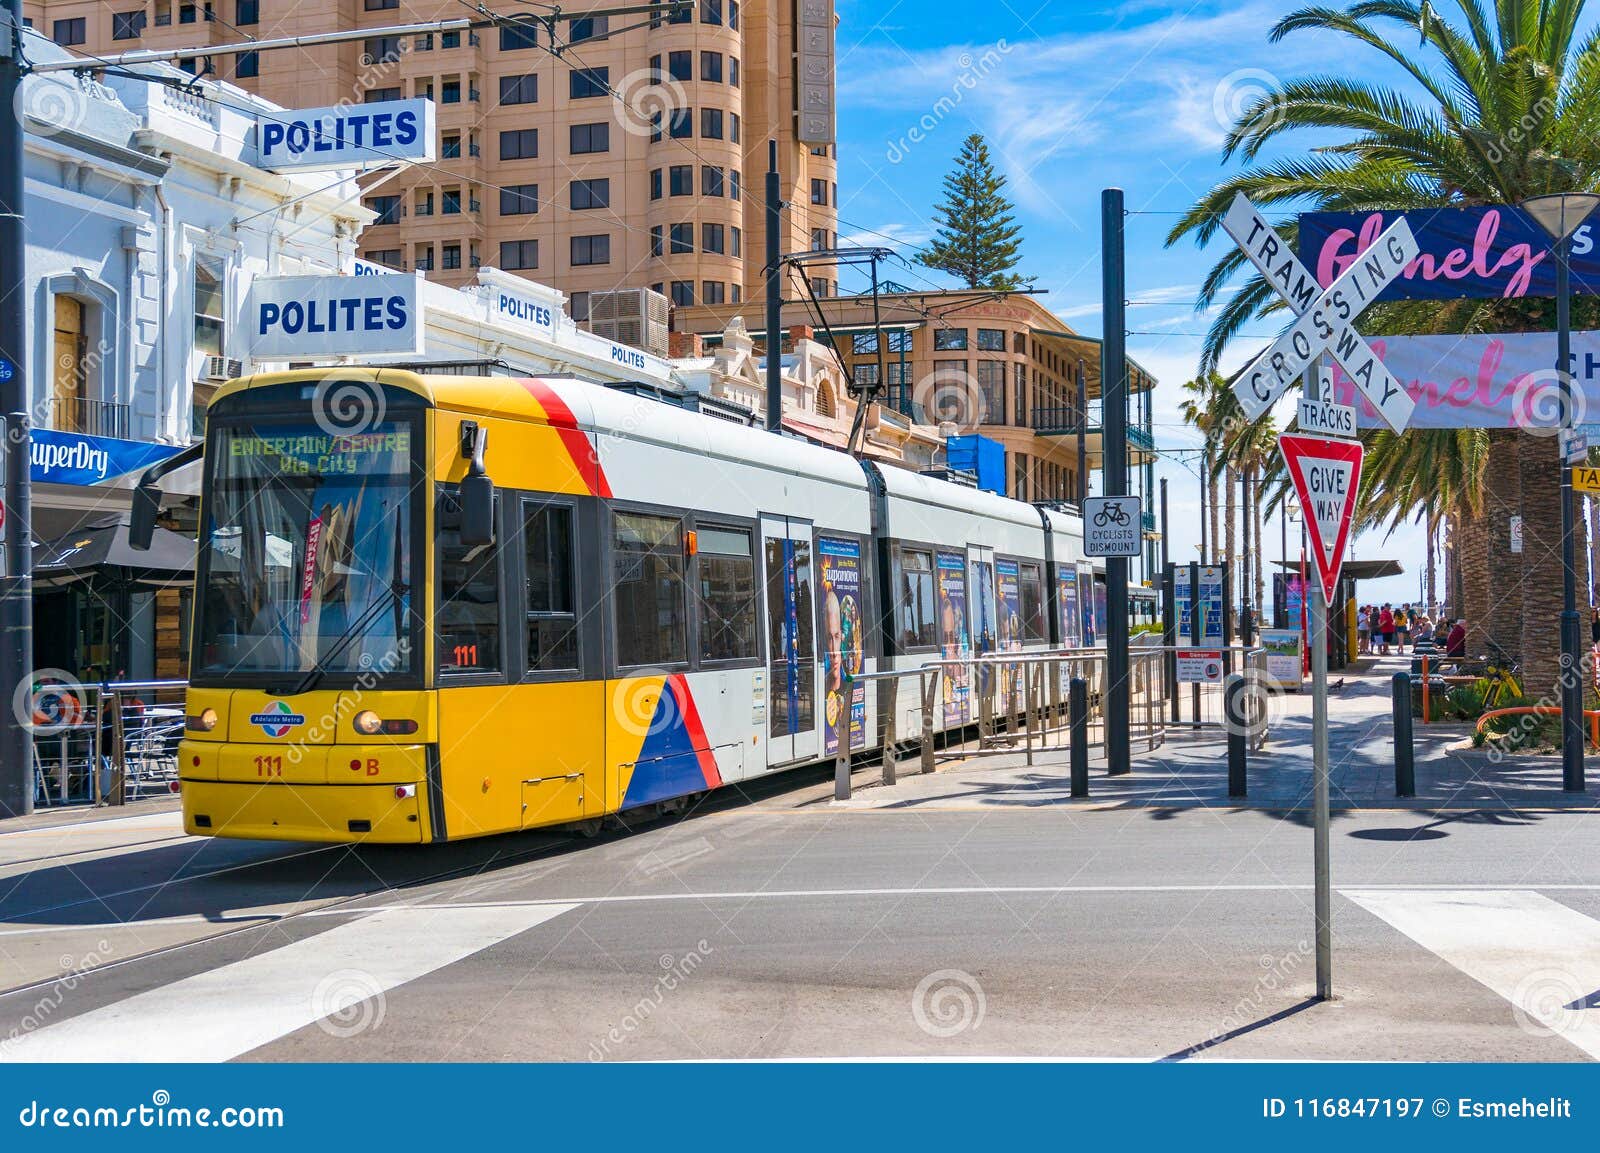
[650,168,663,200]
[978,360,1005,422]
[731,170,741,201]
[732,284,742,304]
[366,194,402,225]
[649,113,662,143]
[441,134,461,158]
[701,108,724,139]
[730,113,741,143]
[441,78,461,104]
[934,328,969,351]
[810,178,828,205]
[702,223,725,254]
[668,50,691,82]
[567,14,608,42]
[698,525,759,662]
[668,1,691,22]
[500,22,538,51]
[702,166,725,197]
[442,29,460,48]
[439,504,501,675]
[669,109,692,138]
[235,0,258,24]
[363,249,402,269]
[521,502,579,672]
[365,0,398,9]
[614,513,687,667]
[51,296,89,432]
[731,227,741,257]
[1014,363,1027,424]
[499,128,539,160]
[52,17,86,45]
[112,11,147,39]
[570,121,610,154]
[669,165,693,196]
[670,280,694,307]
[179,3,196,23]
[363,36,401,64]
[500,184,539,215]
[441,188,461,215]
[729,0,740,29]
[649,54,662,83]
[702,281,725,305]
[730,57,740,87]
[415,245,434,271]
[570,67,609,98]
[852,333,879,355]
[192,254,226,360]
[365,86,400,102]
[811,228,828,252]
[500,240,538,271]
[499,73,537,105]
[570,178,610,210]
[235,50,259,78]
[570,292,590,322]
[701,0,723,25]
[976,328,1006,352]
[571,234,610,265]
[669,223,694,254]
[852,363,880,390]
[650,226,664,258]
[701,52,723,82]
[442,244,462,270]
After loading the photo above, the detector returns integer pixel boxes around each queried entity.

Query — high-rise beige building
[22,0,839,328]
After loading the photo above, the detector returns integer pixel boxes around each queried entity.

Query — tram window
[697,525,757,662]
[893,547,937,649]
[614,512,688,668]
[1019,562,1046,641]
[523,501,578,672]
[438,513,501,675]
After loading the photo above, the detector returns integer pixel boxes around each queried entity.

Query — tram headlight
[186,707,218,733]
[353,710,383,736]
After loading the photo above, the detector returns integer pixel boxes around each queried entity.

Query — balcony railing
[52,397,131,440]
[1030,405,1086,436]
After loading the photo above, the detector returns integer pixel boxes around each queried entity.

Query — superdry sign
[31,429,184,487]
[257,99,436,172]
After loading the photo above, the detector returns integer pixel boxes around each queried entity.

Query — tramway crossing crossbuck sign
[1221,193,1419,433]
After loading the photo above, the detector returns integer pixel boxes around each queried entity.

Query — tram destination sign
[1222,193,1418,433]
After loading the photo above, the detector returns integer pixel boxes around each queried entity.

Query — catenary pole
[765,140,782,432]
[1101,189,1130,774]
[0,0,34,818]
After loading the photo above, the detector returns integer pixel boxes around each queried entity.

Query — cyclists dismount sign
[1084,495,1142,558]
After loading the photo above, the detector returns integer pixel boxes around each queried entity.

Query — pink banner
[1327,332,1600,429]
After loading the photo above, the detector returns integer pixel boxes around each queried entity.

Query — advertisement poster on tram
[818,536,865,755]
[1059,567,1082,648]
[1078,565,1097,645]
[996,558,1023,711]
[936,550,970,725]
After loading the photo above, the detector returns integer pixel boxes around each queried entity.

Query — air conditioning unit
[202,356,243,382]
[586,287,669,357]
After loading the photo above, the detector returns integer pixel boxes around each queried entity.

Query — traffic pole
[1307,364,1332,1000]
[764,140,783,434]
[0,0,34,819]
[1101,188,1131,775]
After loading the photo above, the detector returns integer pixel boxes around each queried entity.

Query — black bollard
[1225,673,1247,798]
[1392,672,1415,798]
[1069,677,1089,798]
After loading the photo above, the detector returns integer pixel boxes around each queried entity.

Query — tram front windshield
[194,419,417,682]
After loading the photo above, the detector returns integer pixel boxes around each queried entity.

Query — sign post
[1224,193,1406,1003]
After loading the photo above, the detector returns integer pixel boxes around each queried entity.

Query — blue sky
[828,0,1478,607]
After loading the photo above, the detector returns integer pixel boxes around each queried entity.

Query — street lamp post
[1520,192,1600,794]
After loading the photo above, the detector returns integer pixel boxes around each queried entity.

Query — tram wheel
[571,818,604,838]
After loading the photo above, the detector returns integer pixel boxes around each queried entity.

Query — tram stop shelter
[1273,558,1404,670]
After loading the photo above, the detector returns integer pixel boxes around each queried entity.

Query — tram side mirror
[130,482,162,551]
[458,421,493,548]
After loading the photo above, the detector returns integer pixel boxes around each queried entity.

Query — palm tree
[1179,373,1228,563]
[1167,0,1600,694]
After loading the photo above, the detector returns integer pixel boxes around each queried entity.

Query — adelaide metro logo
[250,701,306,738]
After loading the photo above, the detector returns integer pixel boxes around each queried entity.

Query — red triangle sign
[1279,434,1364,606]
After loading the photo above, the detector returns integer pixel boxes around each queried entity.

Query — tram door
[968,545,998,711]
[761,515,818,766]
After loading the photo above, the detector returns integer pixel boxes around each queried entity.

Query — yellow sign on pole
[1573,466,1600,494]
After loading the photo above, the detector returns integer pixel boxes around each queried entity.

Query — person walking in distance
[1377,604,1395,656]
[1395,603,1410,655]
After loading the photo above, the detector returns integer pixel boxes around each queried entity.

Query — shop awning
[33,517,196,589]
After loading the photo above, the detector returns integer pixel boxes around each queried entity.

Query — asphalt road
[3,783,1600,1062]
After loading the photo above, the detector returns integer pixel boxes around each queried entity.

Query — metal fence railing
[28,680,186,808]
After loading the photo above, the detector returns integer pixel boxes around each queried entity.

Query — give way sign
[1221,193,1418,433]
[1279,434,1364,606]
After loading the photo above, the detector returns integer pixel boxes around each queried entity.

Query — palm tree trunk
[1252,465,1266,620]
[1459,506,1489,649]
[1482,430,1523,663]
[1588,495,1600,608]
[1517,433,1563,698]
[1425,508,1438,612]
[1224,466,1238,626]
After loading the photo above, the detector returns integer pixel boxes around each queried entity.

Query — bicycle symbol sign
[1084,495,1143,558]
